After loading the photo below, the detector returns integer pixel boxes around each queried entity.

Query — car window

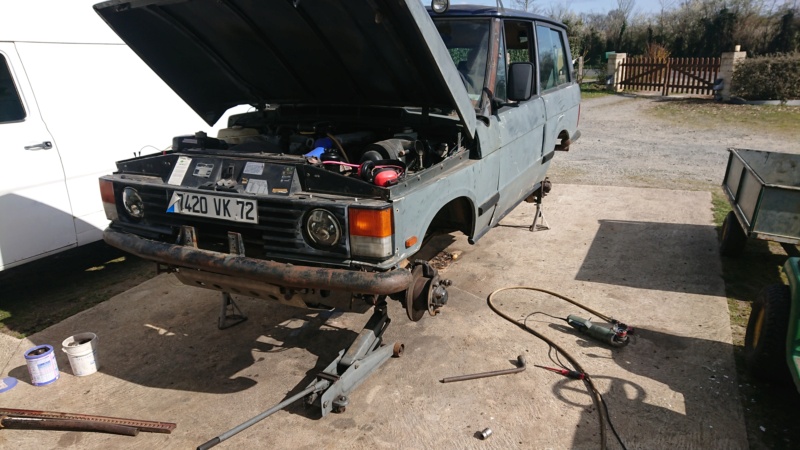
[503,20,535,99]
[536,25,570,91]
[434,19,491,104]
[0,54,26,123]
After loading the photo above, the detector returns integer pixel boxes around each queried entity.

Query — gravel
[548,95,800,191]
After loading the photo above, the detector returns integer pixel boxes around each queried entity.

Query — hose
[487,286,622,450]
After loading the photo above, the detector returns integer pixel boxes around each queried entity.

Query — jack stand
[218,292,247,330]
[305,298,403,416]
[217,231,247,329]
[529,199,549,232]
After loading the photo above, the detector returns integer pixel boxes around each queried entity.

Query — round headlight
[305,209,341,247]
[431,0,449,14]
[122,187,144,218]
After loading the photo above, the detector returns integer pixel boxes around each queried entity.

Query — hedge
[732,52,800,102]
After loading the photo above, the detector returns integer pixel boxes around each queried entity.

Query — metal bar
[197,381,328,450]
[0,416,139,436]
[440,355,526,383]
[0,408,174,433]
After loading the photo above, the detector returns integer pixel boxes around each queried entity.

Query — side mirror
[508,62,534,102]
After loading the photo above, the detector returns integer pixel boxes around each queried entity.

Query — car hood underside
[94,0,476,136]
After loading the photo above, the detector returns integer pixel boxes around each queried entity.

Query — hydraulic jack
[304,298,403,415]
[197,298,403,449]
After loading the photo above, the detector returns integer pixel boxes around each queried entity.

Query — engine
[171,116,462,188]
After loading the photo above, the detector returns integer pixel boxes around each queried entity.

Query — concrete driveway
[0,184,746,449]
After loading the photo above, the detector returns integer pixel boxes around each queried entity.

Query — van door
[0,43,75,270]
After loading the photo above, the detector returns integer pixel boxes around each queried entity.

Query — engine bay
[169,108,467,190]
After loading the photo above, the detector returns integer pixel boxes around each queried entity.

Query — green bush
[732,52,800,102]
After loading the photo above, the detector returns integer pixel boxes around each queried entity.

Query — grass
[710,187,799,450]
[580,82,612,99]
[650,99,800,136]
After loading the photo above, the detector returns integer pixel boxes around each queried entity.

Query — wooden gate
[618,57,720,96]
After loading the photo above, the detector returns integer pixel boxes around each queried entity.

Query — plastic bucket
[62,332,99,376]
[25,344,59,386]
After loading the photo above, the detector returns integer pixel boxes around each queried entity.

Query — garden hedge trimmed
[732,52,800,102]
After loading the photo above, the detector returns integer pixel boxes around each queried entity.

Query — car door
[536,23,579,159]
[0,42,76,270]
[488,19,547,224]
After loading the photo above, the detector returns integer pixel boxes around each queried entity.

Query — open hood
[93,0,476,136]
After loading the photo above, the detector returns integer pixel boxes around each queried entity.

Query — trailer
[720,148,800,257]
[720,148,800,391]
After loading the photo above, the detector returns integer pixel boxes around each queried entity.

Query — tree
[510,0,542,13]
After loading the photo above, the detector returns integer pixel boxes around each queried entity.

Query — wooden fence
[618,57,721,96]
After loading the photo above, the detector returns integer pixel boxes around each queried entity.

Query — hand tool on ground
[534,365,586,380]
[439,355,526,383]
[566,315,632,347]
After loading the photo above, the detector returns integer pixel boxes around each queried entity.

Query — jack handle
[440,355,526,383]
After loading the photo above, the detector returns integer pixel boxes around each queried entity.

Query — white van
[0,1,235,270]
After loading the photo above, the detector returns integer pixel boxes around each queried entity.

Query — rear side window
[0,54,26,123]
[536,25,570,91]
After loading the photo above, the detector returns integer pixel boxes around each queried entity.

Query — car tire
[744,284,792,383]
[720,211,747,257]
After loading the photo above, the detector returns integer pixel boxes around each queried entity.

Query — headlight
[122,187,144,218]
[431,0,449,14]
[305,209,341,247]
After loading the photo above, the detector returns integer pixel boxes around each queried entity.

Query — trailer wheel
[720,211,747,257]
[744,284,791,383]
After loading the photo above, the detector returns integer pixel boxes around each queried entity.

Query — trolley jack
[197,298,402,450]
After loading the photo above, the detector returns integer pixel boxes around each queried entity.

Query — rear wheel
[720,211,747,257]
[744,284,792,383]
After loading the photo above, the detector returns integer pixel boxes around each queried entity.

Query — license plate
[167,191,258,224]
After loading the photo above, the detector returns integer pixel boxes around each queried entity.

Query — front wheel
[720,211,747,257]
[744,284,791,383]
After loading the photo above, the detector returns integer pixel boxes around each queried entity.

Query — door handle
[24,141,53,150]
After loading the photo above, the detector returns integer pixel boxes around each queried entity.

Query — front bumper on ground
[103,228,412,295]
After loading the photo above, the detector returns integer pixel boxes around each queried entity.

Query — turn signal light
[349,207,392,237]
[99,179,118,221]
[349,207,393,258]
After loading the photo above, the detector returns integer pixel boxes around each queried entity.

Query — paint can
[61,332,99,376]
[24,345,59,386]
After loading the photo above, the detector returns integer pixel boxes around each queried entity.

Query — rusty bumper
[103,228,412,295]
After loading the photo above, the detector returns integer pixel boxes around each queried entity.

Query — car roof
[427,4,567,29]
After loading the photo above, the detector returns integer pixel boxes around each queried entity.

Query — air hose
[487,286,629,450]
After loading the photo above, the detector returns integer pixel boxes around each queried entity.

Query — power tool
[567,315,632,347]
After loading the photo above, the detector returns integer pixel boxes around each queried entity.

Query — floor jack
[197,298,404,450]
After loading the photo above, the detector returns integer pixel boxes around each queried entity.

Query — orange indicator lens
[349,207,392,238]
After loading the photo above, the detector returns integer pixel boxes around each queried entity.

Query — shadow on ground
[575,220,721,295]
[0,241,156,337]
[10,290,360,396]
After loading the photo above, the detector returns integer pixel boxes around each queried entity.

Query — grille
[120,185,349,262]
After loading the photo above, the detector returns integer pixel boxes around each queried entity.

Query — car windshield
[434,19,491,103]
